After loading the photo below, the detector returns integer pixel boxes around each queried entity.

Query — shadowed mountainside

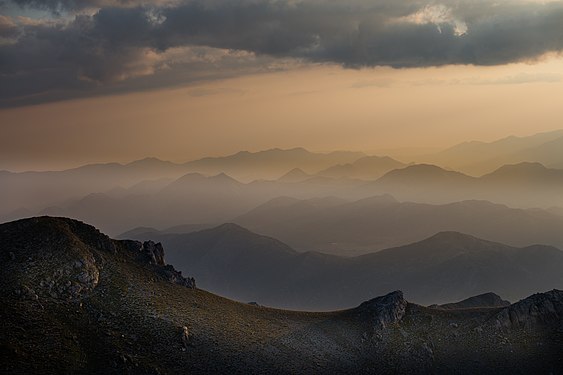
[234,195,563,255]
[1,216,562,374]
[126,223,563,310]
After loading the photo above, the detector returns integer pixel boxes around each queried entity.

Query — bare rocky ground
[1,217,562,374]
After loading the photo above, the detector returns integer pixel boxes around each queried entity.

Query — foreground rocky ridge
[1,217,562,374]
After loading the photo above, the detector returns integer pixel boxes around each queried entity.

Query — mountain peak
[483,162,563,181]
[437,292,511,310]
[278,168,311,182]
[210,172,239,182]
[213,222,250,233]
[421,231,504,248]
[378,163,473,182]
[494,161,547,172]
[126,157,168,166]
[427,231,478,242]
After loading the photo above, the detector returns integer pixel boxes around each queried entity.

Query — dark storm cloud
[1,0,563,106]
[4,0,177,13]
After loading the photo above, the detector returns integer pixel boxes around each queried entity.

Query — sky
[1,0,563,171]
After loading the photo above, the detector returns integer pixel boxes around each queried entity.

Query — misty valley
[2,0,563,371]
[2,130,563,373]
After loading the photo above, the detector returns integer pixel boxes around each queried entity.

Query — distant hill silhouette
[277,168,312,183]
[362,162,563,207]
[435,292,510,309]
[183,147,365,181]
[126,224,563,310]
[0,148,364,220]
[481,162,563,186]
[235,195,563,255]
[317,155,406,180]
[424,129,563,175]
[0,157,188,215]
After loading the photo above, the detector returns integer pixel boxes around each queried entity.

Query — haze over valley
[2,0,563,372]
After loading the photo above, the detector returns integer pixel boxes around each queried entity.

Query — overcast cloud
[1,0,563,106]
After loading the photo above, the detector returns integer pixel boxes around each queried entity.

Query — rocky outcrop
[159,265,196,289]
[141,241,165,266]
[486,289,563,330]
[121,240,165,265]
[121,239,196,289]
[358,290,408,329]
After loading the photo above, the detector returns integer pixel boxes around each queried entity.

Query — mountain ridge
[127,222,563,310]
[2,216,562,374]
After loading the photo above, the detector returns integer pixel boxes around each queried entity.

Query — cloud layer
[2,0,563,105]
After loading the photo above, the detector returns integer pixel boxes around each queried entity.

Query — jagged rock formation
[358,291,407,329]
[487,289,563,330]
[121,239,196,288]
[141,240,165,266]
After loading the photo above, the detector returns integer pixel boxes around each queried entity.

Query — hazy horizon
[3,0,563,171]
[1,125,562,172]
[2,1,563,372]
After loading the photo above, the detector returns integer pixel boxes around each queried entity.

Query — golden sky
[2,0,563,171]
[1,57,563,171]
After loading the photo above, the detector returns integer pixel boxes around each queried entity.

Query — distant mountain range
[7,160,562,238]
[0,148,364,216]
[33,171,367,235]
[362,161,563,207]
[3,217,562,374]
[424,128,563,175]
[126,223,563,310]
[234,195,563,255]
[316,155,407,180]
[0,157,188,215]
[183,147,365,181]
[2,131,562,232]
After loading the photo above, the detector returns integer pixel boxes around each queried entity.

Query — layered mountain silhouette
[0,148,363,217]
[183,147,365,181]
[30,171,366,235]
[362,162,563,207]
[277,168,312,183]
[424,129,563,175]
[11,159,563,237]
[126,223,563,310]
[317,155,407,180]
[0,157,188,215]
[235,195,563,255]
[2,216,562,374]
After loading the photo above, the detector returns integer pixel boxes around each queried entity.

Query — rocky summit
[1,217,562,374]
